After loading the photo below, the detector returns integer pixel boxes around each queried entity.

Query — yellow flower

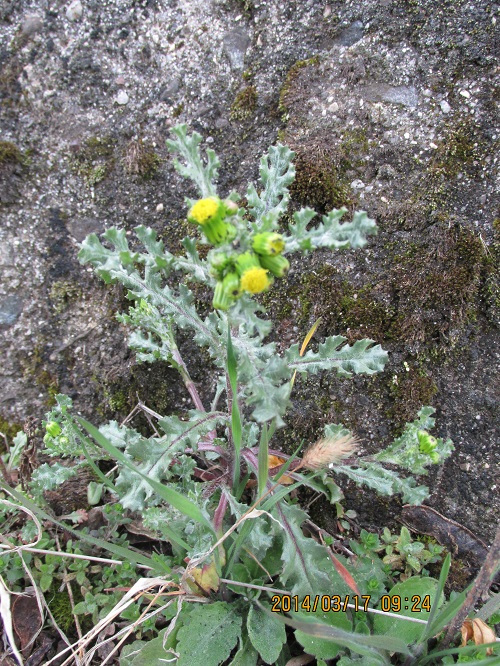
[188,197,220,225]
[240,267,271,294]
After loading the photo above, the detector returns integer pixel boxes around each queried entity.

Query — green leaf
[121,625,180,666]
[247,604,286,664]
[286,336,388,378]
[166,124,219,197]
[277,503,351,598]
[30,463,77,491]
[259,603,410,658]
[294,606,351,660]
[375,407,454,474]
[40,573,53,592]
[420,553,451,641]
[286,208,378,253]
[337,463,430,504]
[229,637,258,666]
[246,143,295,228]
[100,412,225,511]
[76,417,213,534]
[372,577,442,645]
[176,602,242,666]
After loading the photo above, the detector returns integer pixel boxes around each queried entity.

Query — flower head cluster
[188,197,237,246]
[187,197,290,310]
[210,234,290,310]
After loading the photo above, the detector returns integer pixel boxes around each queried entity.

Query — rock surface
[0,0,498,541]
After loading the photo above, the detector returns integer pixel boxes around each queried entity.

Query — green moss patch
[230,86,258,121]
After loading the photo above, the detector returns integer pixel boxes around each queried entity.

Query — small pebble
[440,100,451,113]
[115,91,129,105]
[156,203,164,212]
[21,14,43,36]
[429,142,438,149]
[66,0,83,22]
[350,179,365,190]
[459,89,470,99]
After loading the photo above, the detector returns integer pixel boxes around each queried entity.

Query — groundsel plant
[6,125,484,666]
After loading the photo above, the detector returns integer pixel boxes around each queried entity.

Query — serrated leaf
[247,604,286,664]
[176,602,242,666]
[337,463,429,504]
[247,144,295,228]
[30,463,78,491]
[286,208,378,253]
[166,124,219,197]
[286,336,388,377]
[375,407,454,474]
[77,417,213,532]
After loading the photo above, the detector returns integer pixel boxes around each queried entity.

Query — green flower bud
[212,281,233,311]
[429,451,440,463]
[210,252,231,272]
[235,252,261,276]
[45,421,62,437]
[222,199,239,216]
[222,272,240,298]
[203,220,237,246]
[417,430,437,454]
[258,254,290,277]
[252,232,285,256]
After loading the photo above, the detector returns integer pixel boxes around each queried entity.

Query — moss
[72,136,115,187]
[47,583,84,635]
[430,118,488,179]
[279,56,320,118]
[339,128,370,171]
[230,86,258,121]
[49,280,80,314]
[0,416,23,444]
[290,150,352,213]
[123,138,161,181]
[172,103,184,118]
[0,141,22,165]
[96,382,130,416]
[390,226,486,342]
[19,344,60,407]
[388,370,438,431]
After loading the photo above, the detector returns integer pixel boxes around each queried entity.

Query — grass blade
[421,552,451,641]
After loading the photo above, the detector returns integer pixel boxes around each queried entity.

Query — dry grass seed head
[301,434,358,471]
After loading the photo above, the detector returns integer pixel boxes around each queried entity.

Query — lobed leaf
[286,208,378,253]
[286,336,388,377]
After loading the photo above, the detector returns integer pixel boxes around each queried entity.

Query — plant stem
[171,346,206,412]
[441,523,500,648]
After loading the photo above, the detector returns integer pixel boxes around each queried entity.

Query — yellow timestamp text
[270,594,432,614]
[270,595,372,613]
